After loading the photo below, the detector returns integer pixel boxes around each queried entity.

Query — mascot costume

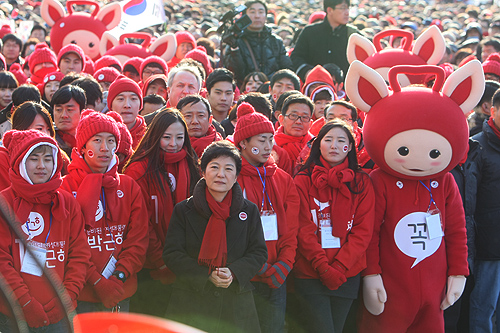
[345,60,484,332]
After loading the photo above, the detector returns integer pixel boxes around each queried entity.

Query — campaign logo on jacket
[96,200,104,221]
[22,212,44,240]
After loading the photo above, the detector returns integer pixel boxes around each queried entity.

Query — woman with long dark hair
[293,120,375,332]
[124,108,200,316]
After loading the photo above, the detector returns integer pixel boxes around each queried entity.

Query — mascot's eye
[397,146,409,156]
[89,42,95,48]
[429,149,441,159]
[70,40,77,44]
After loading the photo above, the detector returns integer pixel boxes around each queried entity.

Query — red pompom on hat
[308,11,326,24]
[83,55,95,75]
[3,129,61,175]
[185,46,213,77]
[107,75,143,110]
[139,56,168,77]
[94,55,122,72]
[482,53,500,78]
[28,43,58,75]
[0,25,12,38]
[175,31,196,50]
[9,63,27,84]
[123,57,143,74]
[94,67,121,83]
[57,43,85,67]
[233,102,274,147]
[75,110,121,153]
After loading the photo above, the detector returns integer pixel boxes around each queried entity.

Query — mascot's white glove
[363,274,387,315]
[440,275,466,310]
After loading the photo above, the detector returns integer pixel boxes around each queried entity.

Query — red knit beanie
[139,56,168,77]
[233,102,274,147]
[185,46,213,76]
[94,67,121,83]
[107,112,134,160]
[83,55,95,75]
[76,110,121,153]
[28,43,58,75]
[57,43,85,68]
[482,53,500,77]
[3,129,61,175]
[0,25,12,39]
[175,31,196,50]
[42,71,64,96]
[123,57,143,74]
[94,55,123,72]
[107,75,143,110]
[9,63,27,84]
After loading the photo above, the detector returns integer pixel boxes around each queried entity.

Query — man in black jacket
[290,0,360,82]
[224,1,292,86]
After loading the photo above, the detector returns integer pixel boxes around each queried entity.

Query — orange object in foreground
[74,312,206,333]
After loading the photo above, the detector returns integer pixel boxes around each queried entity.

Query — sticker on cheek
[251,147,259,155]
[273,94,277,100]
[246,86,251,92]
[87,150,94,158]
[343,145,349,153]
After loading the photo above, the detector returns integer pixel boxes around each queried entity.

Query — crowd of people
[0,0,497,332]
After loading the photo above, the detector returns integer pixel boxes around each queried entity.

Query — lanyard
[418,180,437,211]
[25,202,53,244]
[101,188,115,245]
[253,166,274,213]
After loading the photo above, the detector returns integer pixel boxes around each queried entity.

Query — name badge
[426,209,444,240]
[321,226,341,249]
[20,244,46,277]
[101,255,117,279]
[261,211,278,241]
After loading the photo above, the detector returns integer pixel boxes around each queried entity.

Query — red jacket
[293,168,375,279]
[0,188,90,313]
[61,171,148,302]
[237,158,300,287]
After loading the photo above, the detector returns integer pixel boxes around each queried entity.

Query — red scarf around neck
[68,150,119,228]
[57,130,77,149]
[274,126,313,163]
[488,117,500,140]
[129,116,147,150]
[198,187,232,273]
[190,125,223,158]
[161,148,190,204]
[311,157,354,239]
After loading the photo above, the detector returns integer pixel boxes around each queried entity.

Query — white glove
[363,274,387,315]
[440,275,466,310]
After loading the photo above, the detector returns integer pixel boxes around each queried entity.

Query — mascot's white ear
[99,31,119,57]
[40,0,65,27]
[150,33,177,62]
[345,60,389,113]
[347,34,376,64]
[412,25,446,65]
[96,2,122,30]
[442,60,485,115]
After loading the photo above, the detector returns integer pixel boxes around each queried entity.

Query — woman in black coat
[163,141,268,332]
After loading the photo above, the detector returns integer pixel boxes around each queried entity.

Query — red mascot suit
[345,60,484,332]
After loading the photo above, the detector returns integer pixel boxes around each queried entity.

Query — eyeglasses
[327,116,352,122]
[334,5,350,11]
[143,69,164,76]
[285,113,311,123]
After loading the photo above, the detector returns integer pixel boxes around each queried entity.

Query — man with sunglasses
[275,95,314,173]
[290,0,360,82]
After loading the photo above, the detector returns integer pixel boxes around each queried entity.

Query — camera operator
[223,1,292,87]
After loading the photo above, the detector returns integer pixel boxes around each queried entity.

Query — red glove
[22,298,49,328]
[93,276,125,308]
[43,298,64,325]
[262,261,291,289]
[318,262,347,290]
[150,265,176,284]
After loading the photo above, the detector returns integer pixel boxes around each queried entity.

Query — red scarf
[238,157,288,236]
[274,126,313,164]
[488,117,500,140]
[9,168,68,229]
[190,125,223,157]
[129,116,147,150]
[68,150,119,228]
[311,158,354,239]
[198,187,232,272]
[57,130,77,149]
[161,148,190,204]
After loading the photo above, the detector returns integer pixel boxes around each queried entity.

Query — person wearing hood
[0,129,90,331]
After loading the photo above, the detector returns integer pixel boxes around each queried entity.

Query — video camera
[218,4,252,48]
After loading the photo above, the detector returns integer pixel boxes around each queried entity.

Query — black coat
[163,180,267,332]
[224,26,292,86]
[290,19,360,81]
[472,122,500,260]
